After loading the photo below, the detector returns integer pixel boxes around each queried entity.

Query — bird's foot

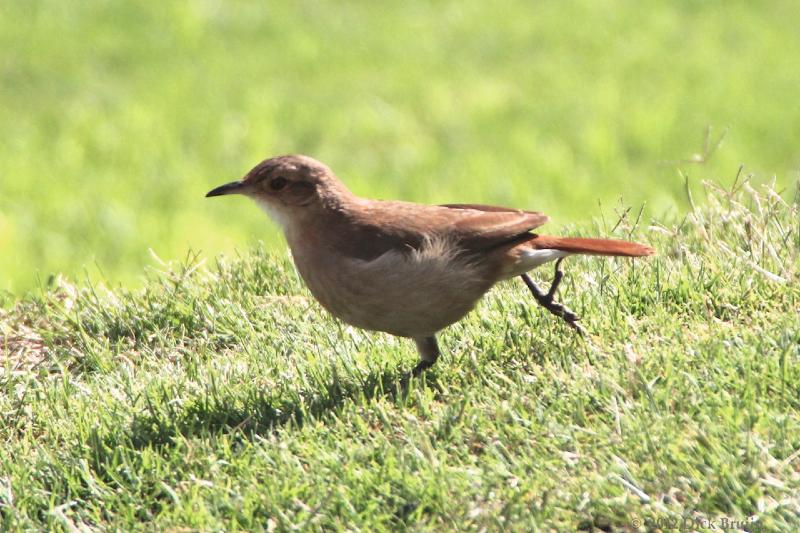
[397,359,434,389]
[411,359,435,376]
[521,258,585,336]
[410,337,439,376]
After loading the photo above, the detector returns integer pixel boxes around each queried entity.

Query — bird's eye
[269,177,288,191]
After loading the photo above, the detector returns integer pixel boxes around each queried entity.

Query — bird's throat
[255,199,291,231]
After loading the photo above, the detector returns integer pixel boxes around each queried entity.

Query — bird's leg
[520,257,585,335]
[545,257,565,301]
[412,336,440,375]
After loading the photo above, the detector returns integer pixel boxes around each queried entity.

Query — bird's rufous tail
[530,235,654,257]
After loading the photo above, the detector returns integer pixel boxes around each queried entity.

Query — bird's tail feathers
[530,235,654,257]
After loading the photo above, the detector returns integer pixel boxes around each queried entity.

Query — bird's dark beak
[206,180,247,198]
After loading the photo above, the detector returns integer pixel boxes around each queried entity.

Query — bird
[207,155,654,375]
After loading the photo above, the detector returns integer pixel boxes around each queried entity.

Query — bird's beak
[206,180,248,198]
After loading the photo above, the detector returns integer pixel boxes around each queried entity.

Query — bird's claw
[411,359,435,376]
[521,258,585,336]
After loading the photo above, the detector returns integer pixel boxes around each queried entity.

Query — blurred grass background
[1,0,798,294]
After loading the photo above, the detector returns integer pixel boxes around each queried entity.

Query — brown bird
[207,155,654,374]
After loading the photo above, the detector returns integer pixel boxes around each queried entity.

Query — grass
[1,174,798,530]
[2,0,800,292]
[2,0,800,529]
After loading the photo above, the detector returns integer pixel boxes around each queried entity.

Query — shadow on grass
[122,364,443,449]
[73,364,443,527]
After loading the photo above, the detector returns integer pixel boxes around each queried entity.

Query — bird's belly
[293,247,494,337]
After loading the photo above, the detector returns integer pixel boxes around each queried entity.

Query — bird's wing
[439,203,549,251]
[440,203,544,215]
[335,201,549,261]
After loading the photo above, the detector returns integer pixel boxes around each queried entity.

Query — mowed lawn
[2,0,800,530]
[1,0,800,292]
[2,178,798,529]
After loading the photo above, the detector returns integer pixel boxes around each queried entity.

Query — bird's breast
[287,236,495,337]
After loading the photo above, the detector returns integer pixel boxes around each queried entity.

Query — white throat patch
[255,199,290,231]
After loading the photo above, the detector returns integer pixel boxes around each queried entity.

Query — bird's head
[206,155,351,229]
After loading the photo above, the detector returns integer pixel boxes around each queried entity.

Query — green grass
[1,176,798,530]
[2,1,800,529]
[2,0,800,292]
